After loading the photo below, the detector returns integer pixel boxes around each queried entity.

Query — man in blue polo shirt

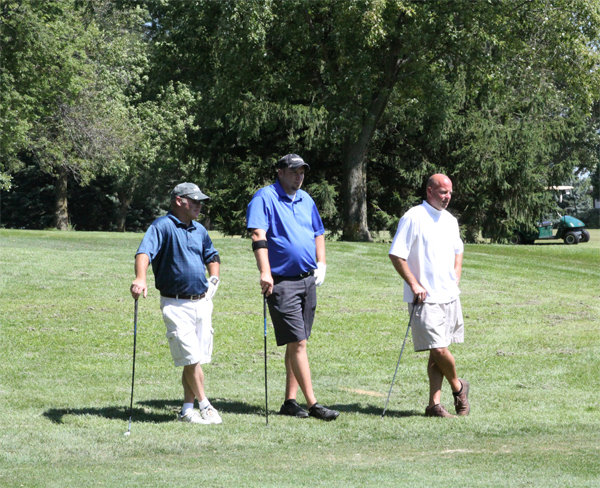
[246,154,339,421]
[130,182,223,425]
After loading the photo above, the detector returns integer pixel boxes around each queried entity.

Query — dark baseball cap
[276,154,310,170]
[171,182,210,201]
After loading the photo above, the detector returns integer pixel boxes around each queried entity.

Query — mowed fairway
[1,229,599,487]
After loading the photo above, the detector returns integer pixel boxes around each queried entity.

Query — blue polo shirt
[136,212,219,295]
[246,179,325,277]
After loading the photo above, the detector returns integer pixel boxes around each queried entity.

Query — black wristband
[252,239,268,251]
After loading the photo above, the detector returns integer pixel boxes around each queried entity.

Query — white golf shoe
[200,405,222,424]
[179,409,209,424]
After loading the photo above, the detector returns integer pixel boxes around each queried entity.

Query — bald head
[427,174,451,189]
[426,173,453,210]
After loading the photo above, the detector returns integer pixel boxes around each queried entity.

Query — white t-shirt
[389,200,464,303]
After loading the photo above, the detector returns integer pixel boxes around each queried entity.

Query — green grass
[1,229,599,487]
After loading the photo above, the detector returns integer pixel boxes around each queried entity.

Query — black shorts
[267,274,317,346]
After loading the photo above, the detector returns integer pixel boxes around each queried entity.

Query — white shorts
[160,296,214,367]
[409,298,464,352]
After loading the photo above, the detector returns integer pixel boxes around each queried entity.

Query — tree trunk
[341,63,404,241]
[340,41,408,241]
[116,191,132,232]
[342,141,372,241]
[55,167,69,230]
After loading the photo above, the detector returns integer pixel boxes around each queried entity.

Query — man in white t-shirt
[389,174,470,418]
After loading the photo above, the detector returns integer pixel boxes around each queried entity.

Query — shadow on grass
[331,403,422,418]
[43,400,422,424]
[43,398,265,424]
[43,406,174,424]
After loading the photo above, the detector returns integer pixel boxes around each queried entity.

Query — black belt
[273,270,314,282]
[161,293,206,300]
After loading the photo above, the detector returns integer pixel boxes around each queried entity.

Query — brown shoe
[453,379,470,416]
[425,404,455,418]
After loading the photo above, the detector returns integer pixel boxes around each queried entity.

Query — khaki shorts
[409,298,464,352]
[160,296,214,366]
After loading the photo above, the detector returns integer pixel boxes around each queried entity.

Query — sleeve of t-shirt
[388,215,414,259]
[136,222,163,263]
[311,201,325,237]
[202,231,219,263]
[246,191,269,231]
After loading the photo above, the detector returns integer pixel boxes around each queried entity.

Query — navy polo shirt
[136,212,219,296]
[246,179,325,277]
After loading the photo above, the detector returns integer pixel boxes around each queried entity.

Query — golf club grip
[263,294,267,336]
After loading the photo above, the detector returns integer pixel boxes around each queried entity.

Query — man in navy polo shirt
[246,154,339,421]
[130,182,223,425]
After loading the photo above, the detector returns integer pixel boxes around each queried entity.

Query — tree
[140,0,598,241]
[140,0,451,239]
[437,0,600,240]
[4,0,599,237]
[113,82,199,231]
[0,0,147,229]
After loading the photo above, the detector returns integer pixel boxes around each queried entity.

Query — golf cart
[511,214,590,245]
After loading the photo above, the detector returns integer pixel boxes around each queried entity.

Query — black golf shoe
[308,403,339,421]
[279,399,309,418]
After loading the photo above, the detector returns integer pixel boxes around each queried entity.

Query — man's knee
[287,339,307,352]
[429,347,452,361]
[183,362,203,374]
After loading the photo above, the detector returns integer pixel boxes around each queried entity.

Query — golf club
[381,298,419,418]
[124,298,138,436]
[263,293,269,425]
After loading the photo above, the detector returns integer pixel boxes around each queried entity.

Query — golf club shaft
[127,298,138,431]
[263,294,268,425]
[382,301,418,418]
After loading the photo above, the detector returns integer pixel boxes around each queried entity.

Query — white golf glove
[206,276,220,300]
[314,262,326,286]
